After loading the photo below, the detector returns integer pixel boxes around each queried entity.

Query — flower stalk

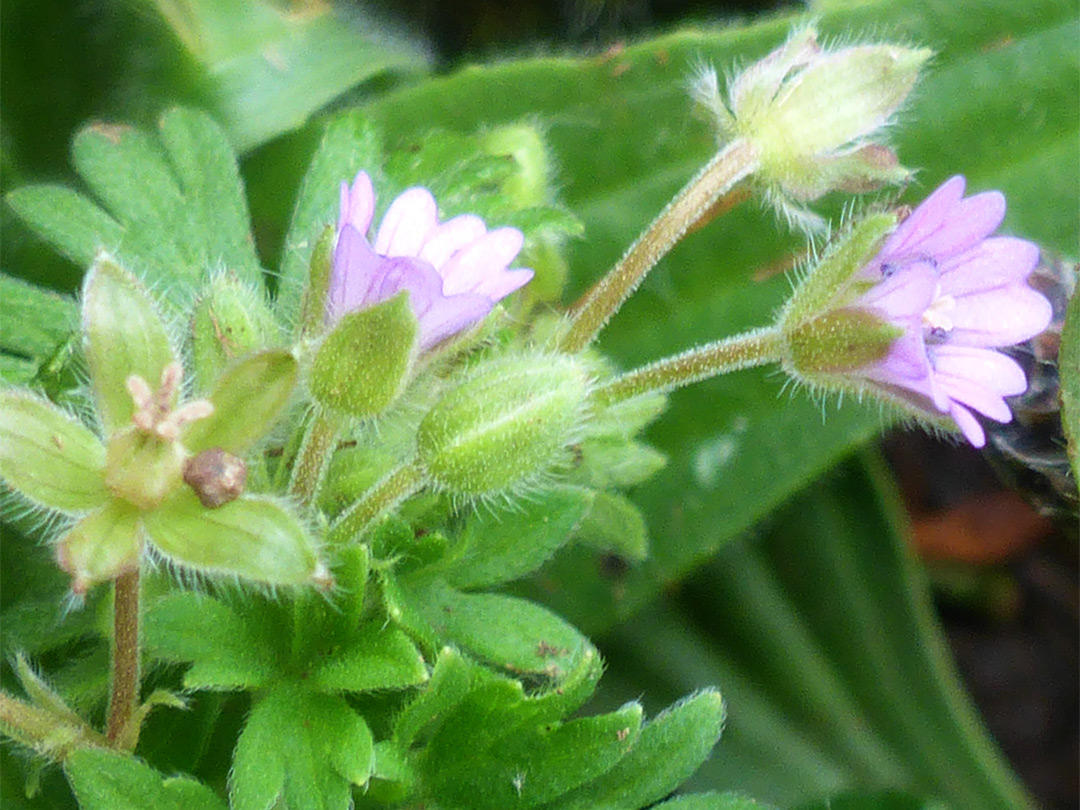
[289,411,340,505]
[560,138,760,353]
[327,462,427,546]
[105,567,141,745]
[595,326,784,405]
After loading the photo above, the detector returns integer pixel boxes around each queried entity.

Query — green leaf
[230,684,373,810]
[385,575,593,679]
[1060,283,1079,481]
[792,791,946,810]
[182,349,298,454]
[547,690,725,810]
[276,112,383,321]
[568,438,667,490]
[157,108,263,285]
[65,748,227,810]
[439,487,592,590]
[309,621,428,693]
[421,699,643,809]
[363,0,1079,632]
[652,794,776,810]
[5,185,123,269]
[392,647,478,748]
[0,274,77,361]
[145,491,319,585]
[81,255,175,433]
[0,389,107,511]
[144,592,278,690]
[570,490,649,562]
[309,292,418,419]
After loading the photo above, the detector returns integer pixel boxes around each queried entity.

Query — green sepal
[297,225,335,340]
[55,501,142,593]
[189,274,280,393]
[309,621,428,693]
[0,389,107,511]
[81,255,175,434]
[780,213,896,328]
[183,349,298,455]
[309,292,418,419]
[784,309,903,376]
[568,438,667,489]
[144,491,320,586]
[105,428,185,511]
[416,354,589,496]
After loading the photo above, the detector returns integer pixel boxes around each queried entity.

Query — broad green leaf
[598,457,1033,809]
[145,492,319,586]
[392,647,478,748]
[157,108,262,284]
[310,621,428,693]
[81,256,175,433]
[231,684,373,810]
[439,487,592,590]
[570,490,649,562]
[362,0,1079,632]
[150,0,428,152]
[0,274,77,360]
[144,592,278,690]
[793,791,946,810]
[65,748,226,810]
[1060,283,1079,480]
[0,389,107,511]
[547,690,725,810]
[182,349,298,454]
[421,700,643,809]
[276,112,383,321]
[385,575,592,679]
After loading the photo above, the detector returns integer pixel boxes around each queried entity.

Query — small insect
[985,251,1078,519]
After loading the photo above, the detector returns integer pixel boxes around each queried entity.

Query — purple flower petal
[859,260,936,317]
[937,237,1039,295]
[947,285,1053,347]
[878,175,966,260]
[419,215,487,269]
[930,345,1028,397]
[440,228,525,296]
[948,402,987,447]
[327,225,381,322]
[913,190,1005,259]
[415,294,493,350]
[338,171,376,236]
[374,188,438,257]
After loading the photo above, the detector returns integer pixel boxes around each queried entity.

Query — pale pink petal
[439,228,525,296]
[474,268,535,301]
[914,190,1005,259]
[327,225,381,322]
[415,294,493,350]
[374,188,438,257]
[860,261,936,317]
[930,345,1028,397]
[935,374,1013,423]
[419,215,487,270]
[948,402,987,447]
[948,286,1054,347]
[879,176,965,260]
[338,172,376,236]
[937,237,1039,296]
[862,323,930,383]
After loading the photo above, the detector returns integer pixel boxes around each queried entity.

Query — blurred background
[2,1,1076,808]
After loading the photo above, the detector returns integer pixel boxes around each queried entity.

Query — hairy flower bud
[416,355,590,496]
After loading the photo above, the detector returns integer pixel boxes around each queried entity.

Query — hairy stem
[328,462,427,546]
[289,411,339,505]
[595,326,784,405]
[559,138,760,353]
[106,567,141,746]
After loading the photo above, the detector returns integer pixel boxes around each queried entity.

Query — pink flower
[853,176,1053,446]
[327,171,533,350]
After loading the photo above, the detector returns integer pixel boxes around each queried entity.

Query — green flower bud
[82,255,176,434]
[480,123,551,209]
[0,390,108,512]
[189,273,279,392]
[309,292,418,419]
[416,354,590,497]
[55,501,141,595]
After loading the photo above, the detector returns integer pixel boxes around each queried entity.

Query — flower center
[921,283,956,338]
[126,362,213,442]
